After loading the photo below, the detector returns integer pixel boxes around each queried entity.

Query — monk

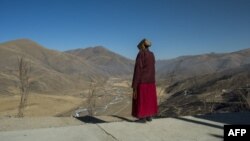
[132,38,158,123]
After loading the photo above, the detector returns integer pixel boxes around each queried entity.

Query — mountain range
[156,48,250,83]
[0,39,250,96]
[0,39,132,95]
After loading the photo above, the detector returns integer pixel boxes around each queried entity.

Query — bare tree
[237,88,250,109]
[86,76,97,116]
[17,56,31,117]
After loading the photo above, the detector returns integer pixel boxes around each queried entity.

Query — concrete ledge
[1,112,250,141]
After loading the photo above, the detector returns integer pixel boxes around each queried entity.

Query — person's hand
[133,88,137,99]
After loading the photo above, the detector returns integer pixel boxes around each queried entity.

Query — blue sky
[0,0,250,60]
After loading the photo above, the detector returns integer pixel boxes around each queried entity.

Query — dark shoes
[146,117,152,122]
[135,118,147,123]
[135,117,153,123]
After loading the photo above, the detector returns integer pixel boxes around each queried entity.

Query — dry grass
[0,94,83,117]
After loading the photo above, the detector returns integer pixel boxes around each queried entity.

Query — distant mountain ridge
[156,48,250,82]
[65,46,134,76]
[0,39,132,94]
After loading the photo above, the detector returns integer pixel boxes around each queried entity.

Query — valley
[0,39,250,119]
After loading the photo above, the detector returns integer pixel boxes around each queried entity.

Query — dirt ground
[0,116,84,131]
[0,94,84,117]
[0,77,165,132]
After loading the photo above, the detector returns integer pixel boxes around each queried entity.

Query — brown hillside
[65,46,134,76]
[159,64,250,117]
[156,48,250,82]
[0,39,103,95]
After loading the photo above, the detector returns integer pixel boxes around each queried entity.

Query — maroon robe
[132,50,158,118]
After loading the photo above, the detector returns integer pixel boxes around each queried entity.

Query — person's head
[137,38,151,50]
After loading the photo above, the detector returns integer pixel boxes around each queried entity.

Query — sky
[0,0,250,60]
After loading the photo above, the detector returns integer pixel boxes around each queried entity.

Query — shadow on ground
[111,115,134,122]
[168,112,250,130]
[194,112,250,124]
[75,116,107,124]
[209,133,224,139]
[169,112,250,140]
[174,116,224,129]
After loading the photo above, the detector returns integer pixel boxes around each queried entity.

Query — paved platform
[1,112,250,141]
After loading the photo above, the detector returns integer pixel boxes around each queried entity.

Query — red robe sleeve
[132,51,144,89]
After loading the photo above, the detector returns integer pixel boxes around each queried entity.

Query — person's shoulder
[137,50,154,56]
[136,51,143,59]
[137,51,143,56]
[148,50,154,55]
